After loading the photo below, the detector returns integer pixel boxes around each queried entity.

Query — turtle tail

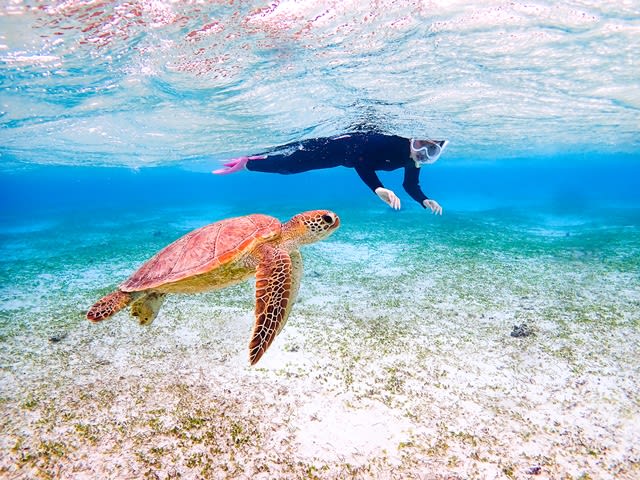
[86,290,132,322]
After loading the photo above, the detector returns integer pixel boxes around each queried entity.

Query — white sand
[1,236,639,479]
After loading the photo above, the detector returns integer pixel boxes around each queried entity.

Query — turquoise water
[1,2,640,479]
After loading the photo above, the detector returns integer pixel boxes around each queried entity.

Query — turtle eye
[321,214,334,225]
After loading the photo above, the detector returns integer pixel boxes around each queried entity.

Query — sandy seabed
[1,211,639,480]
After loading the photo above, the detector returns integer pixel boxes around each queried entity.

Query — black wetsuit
[246,132,430,207]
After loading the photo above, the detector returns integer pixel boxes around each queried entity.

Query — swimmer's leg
[246,152,341,175]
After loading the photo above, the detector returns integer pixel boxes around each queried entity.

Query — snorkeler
[212,132,448,214]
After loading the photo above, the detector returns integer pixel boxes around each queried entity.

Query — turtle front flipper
[86,290,133,322]
[276,249,302,336]
[249,246,293,365]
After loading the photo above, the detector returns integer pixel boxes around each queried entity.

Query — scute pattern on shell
[121,214,281,291]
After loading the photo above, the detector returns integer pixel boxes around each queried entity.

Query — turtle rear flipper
[130,292,166,326]
[86,290,132,322]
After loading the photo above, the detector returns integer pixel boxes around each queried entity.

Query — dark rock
[510,323,533,338]
[48,332,68,343]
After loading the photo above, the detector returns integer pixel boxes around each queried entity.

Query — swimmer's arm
[354,164,401,210]
[403,166,442,215]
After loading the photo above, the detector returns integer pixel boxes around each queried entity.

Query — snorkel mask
[410,139,448,165]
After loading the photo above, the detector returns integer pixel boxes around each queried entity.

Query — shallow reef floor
[1,208,639,479]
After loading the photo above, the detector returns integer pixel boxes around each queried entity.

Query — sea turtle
[86,210,340,365]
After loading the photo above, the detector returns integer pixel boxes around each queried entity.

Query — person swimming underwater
[213,132,448,214]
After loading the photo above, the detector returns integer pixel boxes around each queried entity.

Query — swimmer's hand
[212,155,266,175]
[375,187,401,210]
[423,199,443,215]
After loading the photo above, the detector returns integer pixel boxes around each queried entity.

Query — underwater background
[1,1,639,479]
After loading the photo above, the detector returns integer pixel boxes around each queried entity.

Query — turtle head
[283,210,340,245]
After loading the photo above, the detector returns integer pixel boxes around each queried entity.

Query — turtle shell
[120,214,281,292]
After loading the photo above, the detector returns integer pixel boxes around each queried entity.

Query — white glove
[423,199,443,215]
[375,187,401,210]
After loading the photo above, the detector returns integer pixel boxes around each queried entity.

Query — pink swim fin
[212,155,267,175]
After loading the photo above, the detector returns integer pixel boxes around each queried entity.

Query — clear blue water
[1,2,640,478]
